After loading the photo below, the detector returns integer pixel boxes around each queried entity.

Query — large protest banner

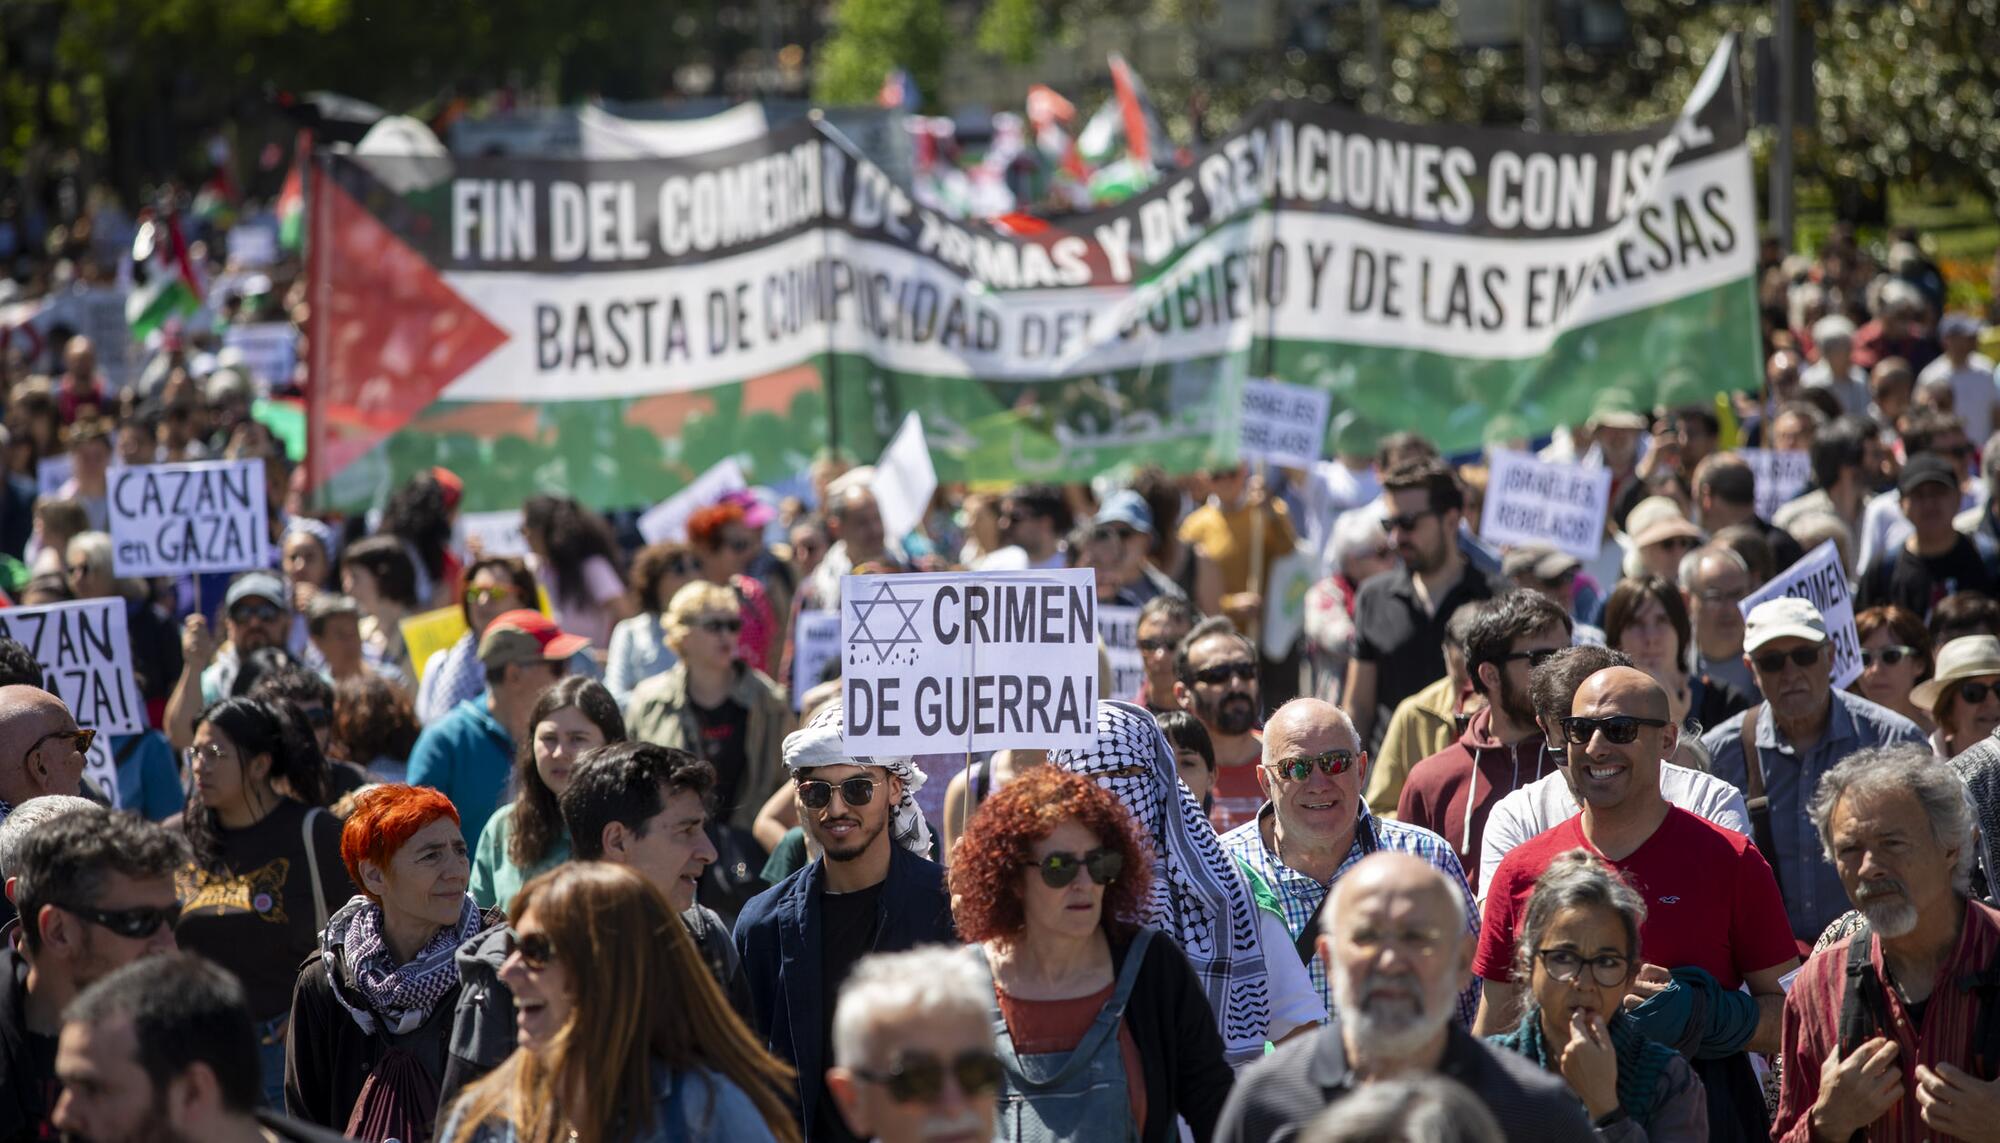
[841,569,1100,753]
[307,41,1755,514]
[0,600,145,736]
[108,460,271,578]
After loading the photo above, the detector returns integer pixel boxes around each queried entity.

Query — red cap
[476,608,589,668]
[430,467,463,512]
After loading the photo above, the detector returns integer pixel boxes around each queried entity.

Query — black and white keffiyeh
[1050,700,1274,1059]
[785,702,936,858]
[321,893,483,1036]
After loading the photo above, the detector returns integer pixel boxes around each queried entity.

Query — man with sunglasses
[1858,452,2000,621]
[734,713,955,1143]
[1855,408,1975,573]
[978,483,1072,572]
[826,946,998,1143]
[1133,595,1195,715]
[164,570,293,752]
[0,686,96,828]
[1174,618,1269,831]
[0,805,183,1139]
[1703,599,1924,946]
[1399,591,1570,888]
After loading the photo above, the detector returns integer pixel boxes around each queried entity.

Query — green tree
[813,0,948,109]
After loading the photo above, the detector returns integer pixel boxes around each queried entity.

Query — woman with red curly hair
[686,499,780,675]
[951,766,1235,1143]
[286,784,489,1140]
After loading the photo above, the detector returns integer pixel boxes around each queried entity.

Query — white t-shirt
[1254,906,1327,1051]
[1303,461,1380,569]
[1476,762,1751,902]
[1918,354,2000,442]
[1801,361,1869,417]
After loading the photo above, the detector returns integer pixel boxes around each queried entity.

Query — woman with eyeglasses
[605,541,695,706]
[415,557,543,726]
[1488,849,1707,1139]
[627,581,792,842]
[686,500,781,676]
[172,696,356,1109]
[950,765,1235,1143]
[1603,575,1749,738]
[470,677,626,910]
[1852,604,1934,731]
[441,862,798,1143]
[286,785,487,1140]
[1912,634,2000,757]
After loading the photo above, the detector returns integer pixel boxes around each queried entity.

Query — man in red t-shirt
[1471,666,1799,1055]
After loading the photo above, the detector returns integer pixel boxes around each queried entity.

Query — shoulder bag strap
[1739,704,1786,900]
[302,806,329,930]
[1292,818,1376,963]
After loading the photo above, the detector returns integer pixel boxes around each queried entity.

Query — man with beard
[1703,598,1924,946]
[734,709,955,1143]
[1175,617,1267,831]
[1398,591,1569,888]
[1776,745,2000,1142]
[974,483,1072,572]
[52,954,347,1143]
[1221,699,1477,1019]
[1478,666,1799,1138]
[1212,853,1593,1143]
[1345,460,1506,752]
[0,807,184,1139]
[163,570,293,751]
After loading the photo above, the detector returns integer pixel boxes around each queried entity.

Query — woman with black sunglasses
[950,766,1234,1143]
[605,541,696,706]
[687,499,782,676]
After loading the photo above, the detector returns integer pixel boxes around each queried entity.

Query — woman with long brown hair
[468,677,626,909]
[441,863,798,1143]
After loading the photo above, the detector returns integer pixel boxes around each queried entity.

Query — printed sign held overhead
[1096,605,1144,703]
[1739,449,1812,522]
[109,460,270,578]
[459,509,531,557]
[0,599,145,735]
[791,609,842,710]
[1238,379,1332,470]
[1480,448,1612,560]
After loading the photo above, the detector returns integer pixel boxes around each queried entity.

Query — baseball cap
[1898,452,1958,495]
[224,570,289,612]
[1092,490,1154,536]
[1501,543,1580,582]
[1940,313,1982,339]
[1743,597,1828,653]
[477,609,590,669]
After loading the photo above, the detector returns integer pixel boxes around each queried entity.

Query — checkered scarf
[321,893,484,1036]
[785,702,935,858]
[1050,701,1274,1059]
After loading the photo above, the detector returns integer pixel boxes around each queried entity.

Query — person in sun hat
[1622,496,1706,582]
[1911,634,2000,758]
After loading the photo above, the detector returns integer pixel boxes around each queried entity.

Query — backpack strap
[301,806,329,931]
[1838,916,1889,1057]
[1957,959,2000,1081]
[1738,705,1787,900]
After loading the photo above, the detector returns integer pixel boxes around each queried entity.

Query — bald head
[1573,666,1669,722]
[1264,697,1359,761]
[0,687,85,803]
[1325,852,1468,939]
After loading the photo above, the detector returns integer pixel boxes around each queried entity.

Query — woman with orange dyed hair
[286,784,488,1141]
[685,499,781,675]
[951,766,1235,1143]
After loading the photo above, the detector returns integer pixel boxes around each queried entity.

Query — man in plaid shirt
[1221,696,1479,1023]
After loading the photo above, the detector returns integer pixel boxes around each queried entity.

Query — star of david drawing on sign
[847,579,924,667]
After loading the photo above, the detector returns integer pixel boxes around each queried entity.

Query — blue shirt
[1221,803,1481,1025]
[1701,690,1925,942]
[407,694,515,847]
[110,731,183,821]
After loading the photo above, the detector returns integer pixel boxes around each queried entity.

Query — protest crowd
[13,42,2000,1143]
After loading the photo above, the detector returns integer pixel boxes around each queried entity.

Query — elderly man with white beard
[1774,745,2000,1142]
[1213,853,1595,1143]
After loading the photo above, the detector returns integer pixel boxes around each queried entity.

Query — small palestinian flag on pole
[278,129,311,252]
[125,210,203,338]
[1075,52,1167,204]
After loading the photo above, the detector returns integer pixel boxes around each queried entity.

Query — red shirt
[1473,807,1796,990]
[1396,708,1555,891]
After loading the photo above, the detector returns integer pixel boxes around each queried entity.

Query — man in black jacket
[1214,853,1594,1143]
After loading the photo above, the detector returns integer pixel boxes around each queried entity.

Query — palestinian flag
[278,130,311,252]
[1074,53,1167,203]
[125,212,202,338]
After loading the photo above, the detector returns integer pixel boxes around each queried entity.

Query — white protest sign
[842,569,1100,753]
[0,599,145,735]
[1096,605,1144,701]
[1740,448,1812,521]
[81,736,117,807]
[638,457,747,544]
[1739,539,1860,689]
[227,224,279,267]
[871,412,937,544]
[791,609,842,709]
[1238,379,1332,469]
[36,454,72,498]
[108,459,270,577]
[223,323,299,390]
[1480,448,1612,560]
[459,509,530,557]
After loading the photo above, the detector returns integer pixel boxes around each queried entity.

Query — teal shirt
[470,803,572,911]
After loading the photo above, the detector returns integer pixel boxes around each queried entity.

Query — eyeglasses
[1558,715,1669,745]
[1498,648,1563,670]
[855,1049,1005,1104]
[1268,749,1363,782]
[1137,637,1179,654]
[797,776,881,809]
[26,727,93,762]
[1023,847,1125,889]
[229,601,283,623]
[502,926,555,971]
[1191,661,1257,686]
[60,901,182,940]
[1535,948,1633,987]
[467,586,518,605]
[1960,680,2000,705]
[1381,510,1436,533]
[690,616,743,635]
[1753,645,1822,674]
[1861,645,1916,668]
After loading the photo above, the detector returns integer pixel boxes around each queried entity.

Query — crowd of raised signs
[7,194,2000,1143]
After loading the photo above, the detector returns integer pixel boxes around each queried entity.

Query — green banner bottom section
[320,277,1758,515]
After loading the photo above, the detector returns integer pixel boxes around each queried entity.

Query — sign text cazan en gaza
[108,460,270,578]
[841,569,1101,753]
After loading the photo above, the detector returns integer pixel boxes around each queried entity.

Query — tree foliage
[813,0,949,109]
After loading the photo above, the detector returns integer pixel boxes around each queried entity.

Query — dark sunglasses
[1860,645,1916,668]
[63,901,181,940]
[466,586,517,605]
[1753,645,1822,674]
[229,601,283,623]
[1382,509,1436,533]
[1192,661,1257,686]
[856,1049,1004,1103]
[1558,715,1669,745]
[27,727,94,759]
[691,616,744,635]
[502,926,555,971]
[1137,637,1178,654]
[797,776,880,809]
[1268,749,1362,782]
[1498,648,1563,669]
[1960,681,2000,705]
[1024,847,1125,889]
